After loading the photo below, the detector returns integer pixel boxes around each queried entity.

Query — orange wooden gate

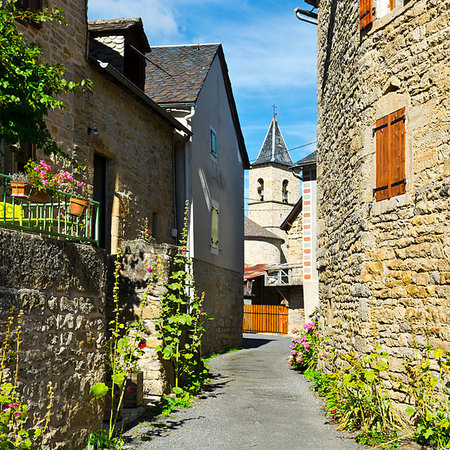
[243,304,288,334]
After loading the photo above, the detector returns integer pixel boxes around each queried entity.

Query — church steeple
[253,116,293,167]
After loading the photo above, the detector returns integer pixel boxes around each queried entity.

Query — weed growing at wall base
[0,307,53,449]
[291,317,450,448]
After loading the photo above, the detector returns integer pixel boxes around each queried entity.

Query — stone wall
[0,229,106,449]
[316,0,449,404]
[193,259,243,354]
[116,239,176,396]
[244,237,285,266]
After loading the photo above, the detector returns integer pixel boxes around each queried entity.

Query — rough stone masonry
[315,0,449,406]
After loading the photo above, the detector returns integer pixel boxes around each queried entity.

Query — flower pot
[123,371,143,408]
[70,197,89,216]
[10,181,49,203]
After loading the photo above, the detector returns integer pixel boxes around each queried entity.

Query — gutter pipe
[294,7,318,26]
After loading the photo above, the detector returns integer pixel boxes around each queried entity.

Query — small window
[210,128,217,159]
[17,0,43,27]
[18,0,42,11]
[211,203,219,254]
[374,108,406,201]
[257,178,264,201]
[282,180,288,203]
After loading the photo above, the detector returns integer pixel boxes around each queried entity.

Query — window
[360,0,411,29]
[282,180,289,203]
[257,178,264,201]
[210,128,217,159]
[374,108,406,201]
[18,0,42,10]
[17,0,43,27]
[211,203,219,254]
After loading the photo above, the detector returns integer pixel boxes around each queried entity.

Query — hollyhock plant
[288,320,321,371]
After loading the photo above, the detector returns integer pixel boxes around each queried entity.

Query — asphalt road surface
[123,334,360,449]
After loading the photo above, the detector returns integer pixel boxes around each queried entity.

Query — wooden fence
[243,304,288,335]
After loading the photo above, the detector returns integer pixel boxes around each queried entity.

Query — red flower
[127,385,132,393]
[138,340,146,349]
[330,410,337,414]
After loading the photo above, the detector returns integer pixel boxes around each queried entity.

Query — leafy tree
[0,0,90,161]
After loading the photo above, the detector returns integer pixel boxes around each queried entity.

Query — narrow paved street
[124,334,359,449]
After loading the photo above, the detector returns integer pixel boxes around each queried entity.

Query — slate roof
[144,44,220,104]
[253,116,293,167]
[293,150,317,168]
[245,216,284,242]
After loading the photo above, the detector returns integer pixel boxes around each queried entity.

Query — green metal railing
[0,173,99,245]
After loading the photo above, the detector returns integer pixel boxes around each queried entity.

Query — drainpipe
[183,107,195,259]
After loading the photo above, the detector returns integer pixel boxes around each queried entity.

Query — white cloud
[87,0,179,42]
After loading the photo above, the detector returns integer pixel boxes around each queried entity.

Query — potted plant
[10,172,49,203]
[10,160,85,206]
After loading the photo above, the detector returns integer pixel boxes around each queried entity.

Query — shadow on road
[242,334,286,349]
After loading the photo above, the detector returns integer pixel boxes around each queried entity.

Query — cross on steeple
[272,103,277,117]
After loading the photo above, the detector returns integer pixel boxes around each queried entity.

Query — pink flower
[147,267,153,273]
[138,340,146,349]
[76,182,84,188]
[118,265,122,269]
[321,354,326,359]
[199,308,203,314]
[288,359,293,366]
[330,410,336,415]
[291,349,297,356]
[15,411,22,417]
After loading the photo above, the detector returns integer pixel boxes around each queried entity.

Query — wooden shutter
[389,108,406,198]
[360,0,373,30]
[375,108,406,201]
[375,114,390,201]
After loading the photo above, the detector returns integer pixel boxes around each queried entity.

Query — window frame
[210,127,217,160]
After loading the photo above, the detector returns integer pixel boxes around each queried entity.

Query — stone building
[245,116,308,332]
[309,0,449,400]
[1,2,191,447]
[144,44,250,353]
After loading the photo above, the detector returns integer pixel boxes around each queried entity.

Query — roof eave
[88,57,192,136]
[216,46,250,169]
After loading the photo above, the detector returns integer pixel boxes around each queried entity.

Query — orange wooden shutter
[389,108,406,198]
[360,0,373,30]
[375,114,390,201]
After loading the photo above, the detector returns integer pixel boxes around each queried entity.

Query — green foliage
[154,202,211,394]
[0,308,53,449]
[156,390,193,417]
[86,429,124,450]
[299,319,450,448]
[402,345,450,448]
[0,0,91,161]
[89,249,148,446]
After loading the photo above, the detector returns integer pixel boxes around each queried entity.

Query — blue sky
[87,0,318,205]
